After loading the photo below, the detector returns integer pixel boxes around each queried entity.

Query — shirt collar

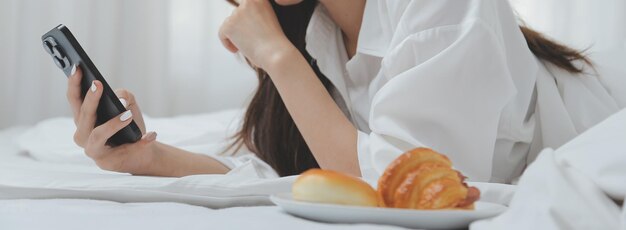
[356,0,390,57]
[305,4,350,95]
[304,1,389,82]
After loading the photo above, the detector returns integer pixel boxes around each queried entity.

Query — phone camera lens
[42,37,57,55]
[54,56,68,69]
[52,46,66,59]
[43,41,54,55]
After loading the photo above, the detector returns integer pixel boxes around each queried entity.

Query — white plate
[271,193,506,229]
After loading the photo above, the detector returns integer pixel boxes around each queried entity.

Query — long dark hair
[226,0,328,176]
[226,0,592,176]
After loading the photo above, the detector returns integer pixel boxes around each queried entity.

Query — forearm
[148,142,230,177]
[265,47,360,176]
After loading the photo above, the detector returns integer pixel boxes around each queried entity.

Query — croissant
[377,148,480,210]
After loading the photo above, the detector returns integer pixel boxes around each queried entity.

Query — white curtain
[0,0,256,129]
[511,0,626,52]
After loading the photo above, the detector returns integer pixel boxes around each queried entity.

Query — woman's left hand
[219,0,296,70]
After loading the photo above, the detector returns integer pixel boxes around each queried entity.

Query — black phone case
[42,24,142,146]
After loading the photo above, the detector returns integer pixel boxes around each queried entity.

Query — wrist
[262,41,301,74]
[148,142,230,177]
[146,142,172,176]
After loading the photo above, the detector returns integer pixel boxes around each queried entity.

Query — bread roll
[292,169,379,207]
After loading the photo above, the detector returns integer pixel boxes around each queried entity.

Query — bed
[1,108,624,230]
[0,111,408,230]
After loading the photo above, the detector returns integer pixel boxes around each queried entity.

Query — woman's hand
[219,0,297,70]
[66,65,159,175]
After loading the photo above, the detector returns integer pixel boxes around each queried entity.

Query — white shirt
[218,0,625,184]
[304,0,624,184]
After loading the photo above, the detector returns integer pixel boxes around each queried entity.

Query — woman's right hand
[66,65,159,175]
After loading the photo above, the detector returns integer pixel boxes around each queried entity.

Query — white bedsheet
[0,114,406,230]
[10,108,625,229]
[0,110,294,208]
[0,110,518,229]
[0,199,402,230]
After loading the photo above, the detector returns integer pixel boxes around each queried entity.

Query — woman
[66,0,624,183]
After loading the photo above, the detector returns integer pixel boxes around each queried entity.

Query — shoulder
[360,0,521,56]
[379,0,516,36]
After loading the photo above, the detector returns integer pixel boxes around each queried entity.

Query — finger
[114,89,146,134]
[219,20,239,53]
[113,89,133,109]
[274,0,304,6]
[89,131,156,171]
[226,0,239,6]
[66,65,83,123]
[74,81,103,147]
[222,38,238,53]
[219,32,239,53]
[89,110,134,148]
[140,131,158,144]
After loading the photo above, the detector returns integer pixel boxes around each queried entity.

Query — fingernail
[90,81,97,93]
[70,65,77,76]
[119,98,128,108]
[142,132,157,141]
[120,110,133,121]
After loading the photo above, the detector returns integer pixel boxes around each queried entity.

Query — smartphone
[42,24,142,146]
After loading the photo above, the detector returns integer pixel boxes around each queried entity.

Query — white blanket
[472,109,626,229]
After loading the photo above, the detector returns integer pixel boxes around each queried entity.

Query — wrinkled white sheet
[0,110,292,208]
[17,109,279,178]
[0,199,403,230]
[472,109,626,230]
[0,110,517,230]
[0,110,515,208]
[0,113,408,230]
[9,108,626,229]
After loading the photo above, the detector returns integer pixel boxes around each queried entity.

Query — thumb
[139,132,157,144]
[219,22,239,53]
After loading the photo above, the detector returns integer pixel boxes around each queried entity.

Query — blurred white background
[511,0,626,51]
[0,0,256,129]
[0,0,624,129]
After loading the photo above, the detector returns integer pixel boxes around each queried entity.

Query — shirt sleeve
[357,19,518,184]
[211,154,280,179]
